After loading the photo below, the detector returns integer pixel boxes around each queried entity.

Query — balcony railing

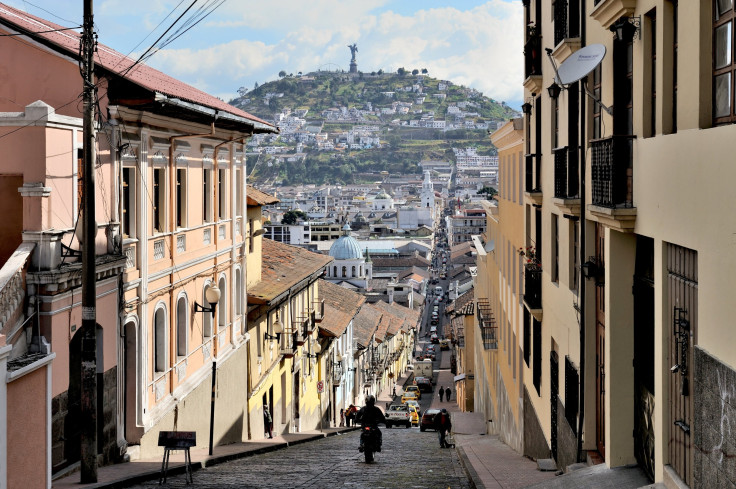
[312,299,325,323]
[554,0,580,46]
[477,299,497,350]
[525,154,542,193]
[524,266,543,310]
[590,135,635,208]
[524,26,542,79]
[553,146,579,199]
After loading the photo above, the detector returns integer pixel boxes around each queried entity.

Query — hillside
[229,70,518,185]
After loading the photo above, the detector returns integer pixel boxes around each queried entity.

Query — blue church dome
[329,225,363,260]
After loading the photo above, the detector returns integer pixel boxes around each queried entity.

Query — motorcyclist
[356,395,386,452]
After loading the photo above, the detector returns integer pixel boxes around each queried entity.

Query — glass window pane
[717,0,733,17]
[715,22,732,69]
[715,73,732,117]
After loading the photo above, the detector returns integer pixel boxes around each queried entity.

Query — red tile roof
[0,3,275,131]
[247,185,279,206]
[248,239,333,305]
[318,280,365,338]
[353,305,381,348]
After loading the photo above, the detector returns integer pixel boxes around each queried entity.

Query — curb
[455,443,484,489]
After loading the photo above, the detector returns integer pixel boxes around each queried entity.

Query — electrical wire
[21,0,77,25]
[0,25,80,36]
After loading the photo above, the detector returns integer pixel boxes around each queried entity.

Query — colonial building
[515,1,736,487]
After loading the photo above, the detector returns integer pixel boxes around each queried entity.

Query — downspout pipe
[576,0,587,463]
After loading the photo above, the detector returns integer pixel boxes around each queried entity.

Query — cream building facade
[517,1,736,487]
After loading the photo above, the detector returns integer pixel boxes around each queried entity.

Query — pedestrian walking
[446,387,452,402]
[433,408,452,448]
[346,404,356,427]
[438,386,445,402]
[263,403,273,439]
[339,408,345,427]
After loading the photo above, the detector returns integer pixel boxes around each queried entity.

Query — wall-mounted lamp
[306,341,321,359]
[194,285,221,317]
[581,260,599,280]
[335,352,344,363]
[521,102,533,115]
[547,82,562,99]
[264,313,283,342]
[252,228,266,237]
[611,16,640,42]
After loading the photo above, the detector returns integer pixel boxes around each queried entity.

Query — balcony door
[595,224,606,458]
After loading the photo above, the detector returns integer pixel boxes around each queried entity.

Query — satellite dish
[555,44,606,85]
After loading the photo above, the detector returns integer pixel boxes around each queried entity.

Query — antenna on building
[549,44,612,115]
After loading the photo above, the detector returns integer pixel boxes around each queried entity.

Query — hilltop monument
[348,43,358,73]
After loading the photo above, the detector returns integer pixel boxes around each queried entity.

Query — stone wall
[556,396,578,472]
[497,368,522,453]
[523,386,550,460]
[693,347,736,489]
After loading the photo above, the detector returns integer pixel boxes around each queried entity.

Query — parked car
[421,408,441,432]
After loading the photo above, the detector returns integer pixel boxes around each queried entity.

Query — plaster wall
[8,365,47,489]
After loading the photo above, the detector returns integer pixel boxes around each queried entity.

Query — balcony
[279,332,296,358]
[312,299,325,323]
[589,135,637,232]
[477,299,497,350]
[523,26,543,94]
[552,0,581,62]
[294,317,309,346]
[524,154,543,206]
[523,265,543,320]
[591,0,638,30]
[553,146,580,216]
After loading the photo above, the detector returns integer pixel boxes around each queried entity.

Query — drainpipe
[576,0,587,464]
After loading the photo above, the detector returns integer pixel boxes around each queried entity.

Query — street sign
[317,380,324,393]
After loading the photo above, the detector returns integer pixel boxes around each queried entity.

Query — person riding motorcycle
[356,395,386,452]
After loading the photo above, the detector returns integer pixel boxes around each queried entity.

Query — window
[177,296,187,358]
[203,284,213,338]
[565,356,579,434]
[342,266,347,277]
[552,214,559,283]
[592,65,602,139]
[176,168,186,228]
[218,169,226,220]
[333,266,337,277]
[153,168,165,234]
[218,276,227,331]
[523,308,531,367]
[714,0,735,124]
[249,218,254,253]
[203,168,212,223]
[154,306,166,372]
[647,9,657,137]
[235,168,243,217]
[671,0,678,132]
[570,220,579,292]
[614,25,634,135]
[122,167,136,239]
[553,96,559,149]
[533,316,542,395]
[351,265,356,277]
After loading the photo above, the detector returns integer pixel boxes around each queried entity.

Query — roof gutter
[154,92,277,134]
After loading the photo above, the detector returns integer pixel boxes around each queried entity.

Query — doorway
[594,224,606,458]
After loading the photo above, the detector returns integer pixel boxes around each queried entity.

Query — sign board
[317,380,324,393]
[158,431,196,449]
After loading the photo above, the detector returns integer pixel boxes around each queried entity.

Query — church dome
[376,190,391,200]
[328,225,363,260]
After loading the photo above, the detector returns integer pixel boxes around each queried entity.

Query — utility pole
[80,0,98,482]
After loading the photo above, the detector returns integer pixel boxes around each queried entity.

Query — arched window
[177,296,187,357]
[203,283,213,338]
[342,266,347,277]
[333,266,337,277]
[351,265,356,277]
[218,276,228,331]
[154,306,166,372]
[360,265,363,276]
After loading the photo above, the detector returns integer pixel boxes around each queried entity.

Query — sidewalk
[52,427,359,489]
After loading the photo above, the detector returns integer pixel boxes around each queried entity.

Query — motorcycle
[359,425,381,463]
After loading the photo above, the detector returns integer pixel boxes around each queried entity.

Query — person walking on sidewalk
[433,408,452,448]
[264,403,273,439]
[446,387,452,402]
[340,408,345,427]
[438,386,445,402]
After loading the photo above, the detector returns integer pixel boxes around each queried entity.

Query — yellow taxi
[407,404,420,426]
[403,385,422,400]
[401,391,419,404]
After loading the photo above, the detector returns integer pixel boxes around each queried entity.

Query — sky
[7,0,524,108]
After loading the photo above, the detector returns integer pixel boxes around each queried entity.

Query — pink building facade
[0,3,276,484]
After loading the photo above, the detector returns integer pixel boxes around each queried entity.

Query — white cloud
[144,0,523,105]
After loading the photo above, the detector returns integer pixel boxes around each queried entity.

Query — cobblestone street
[131,425,471,489]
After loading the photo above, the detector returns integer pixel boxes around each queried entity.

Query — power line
[21,0,77,25]
[0,25,80,36]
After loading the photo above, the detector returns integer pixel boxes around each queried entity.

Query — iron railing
[554,0,580,46]
[590,135,635,208]
[477,299,498,350]
[553,146,579,199]
[524,266,543,310]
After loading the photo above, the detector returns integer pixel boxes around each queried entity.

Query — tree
[254,81,259,90]
[397,67,406,76]
[237,86,249,97]
[278,70,287,78]
[412,69,419,75]
[282,210,308,225]
[378,69,384,75]
[421,68,428,74]
[477,186,498,199]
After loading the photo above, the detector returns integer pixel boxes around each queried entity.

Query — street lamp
[264,313,283,342]
[194,284,221,317]
[306,341,321,359]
